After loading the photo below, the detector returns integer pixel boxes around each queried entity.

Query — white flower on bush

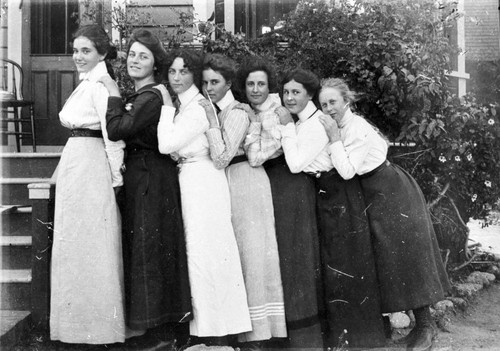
[125,103,133,111]
[485,180,492,188]
[488,119,495,125]
[454,155,461,162]
[466,154,473,161]
[439,155,446,163]
[471,194,477,202]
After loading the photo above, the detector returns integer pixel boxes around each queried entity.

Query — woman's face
[202,68,231,104]
[168,57,195,95]
[127,42,155,82]
[283,79,311,114]
[319,87,348,123]
[245,70,269,106]
[72,36,104,74]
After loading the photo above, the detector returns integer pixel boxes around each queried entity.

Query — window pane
[31,0,79,55]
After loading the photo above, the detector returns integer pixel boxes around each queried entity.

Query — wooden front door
[23,0,80,145]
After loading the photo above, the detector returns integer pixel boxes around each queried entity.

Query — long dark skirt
[263,155,324,349]
[315,170,386,348]
[359,162,451,313]
[123,149,192,330]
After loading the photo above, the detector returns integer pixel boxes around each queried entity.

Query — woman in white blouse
[50,25,126,344]
[157,49,251,344]
[278,69,387,349]
[318,78,450,351]
[242,61,324,349]
[199,54,286,349]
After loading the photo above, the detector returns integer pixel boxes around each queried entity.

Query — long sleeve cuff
[279,122,295,139]
[244,122,262,146]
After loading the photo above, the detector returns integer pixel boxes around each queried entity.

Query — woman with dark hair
[240,59,324,349]
[318,78,450,351]
[277,71,388,348]
[50,24,126,344]
[199,53,286,349]
[102,29,191,346]
[157,49,251,342]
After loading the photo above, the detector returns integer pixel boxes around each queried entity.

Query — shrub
[89,0,500,250]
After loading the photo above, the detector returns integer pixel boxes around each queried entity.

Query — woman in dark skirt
[240,58,324,349]
[277,69,386,349]
[318,78,451,351]
[102,29,191,346]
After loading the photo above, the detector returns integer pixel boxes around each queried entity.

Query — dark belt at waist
[70,128,103,138]
[127,147,156,155]
[305,170,324,179]
[228,154,248,166]
[263,154,286,169]
[359,160,390,179]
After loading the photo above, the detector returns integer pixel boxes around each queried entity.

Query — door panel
[30,56,76,145]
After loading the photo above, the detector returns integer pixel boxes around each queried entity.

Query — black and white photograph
[1,0,499,350]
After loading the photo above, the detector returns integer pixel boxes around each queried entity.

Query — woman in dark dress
[101,29,191,346]
[277,69,386,349]
[318,78,451,351]
[239,58,324,349]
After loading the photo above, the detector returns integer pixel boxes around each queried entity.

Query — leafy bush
[244,0,500,227]
[90,0,500,231]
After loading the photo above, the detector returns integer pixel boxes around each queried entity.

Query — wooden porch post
[28,182,55,333]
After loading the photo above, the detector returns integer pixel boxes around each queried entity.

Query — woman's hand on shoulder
[318,114,341,143]
[235,103,259,122]
[153,84,173,107]
[198,99,219,128]
[98,75,121,97]
[275,106,294,125]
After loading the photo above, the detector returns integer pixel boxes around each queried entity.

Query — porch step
[0,269,32,310]
[0,310,31,348]
[1,236,32,270]
[0,269,32,283]
[0,178,51,205]
[1,152,61,178]
[1,206,32,237]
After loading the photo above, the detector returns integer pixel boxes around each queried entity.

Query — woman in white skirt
[199,53,287,350]
[157,49,251,345]
[50,25,126,344]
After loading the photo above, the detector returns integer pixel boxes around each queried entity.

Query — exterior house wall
[464,0,500,61]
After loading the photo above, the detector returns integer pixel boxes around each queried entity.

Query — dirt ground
[431,282,500,351]
[13,283,500,350]
[13,220,500,350]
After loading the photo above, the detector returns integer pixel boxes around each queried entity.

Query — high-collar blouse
[59,61,125,187]
[157,84,209,160]
[205,90,250,169]
[279,101,333,173]
[328,109,388,179]
[244,94,283,167]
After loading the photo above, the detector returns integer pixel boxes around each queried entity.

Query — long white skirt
[226,161,287,342]
[50,137,125,344]
[178,158,251,337]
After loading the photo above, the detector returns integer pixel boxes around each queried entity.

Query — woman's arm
[106,91,162,141]
[319,114,371,180]
[244,109,282,167]
[204,106,250,169]
[93,81,125,187]
[280,115,329,173]
[157,96,209,155]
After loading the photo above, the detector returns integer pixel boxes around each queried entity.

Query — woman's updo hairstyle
[280,68,320,98]
[165,48,204,90]
[73,24,117,78]
[203,54,237,85]
[320,77,357,105]
[237,56,277,94]
[127,29,167,82]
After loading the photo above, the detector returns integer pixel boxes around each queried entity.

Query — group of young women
[51,25,450,351]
